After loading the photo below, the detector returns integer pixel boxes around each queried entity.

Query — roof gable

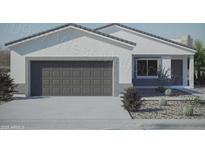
[5,23,136,47]
[95,23,196,52]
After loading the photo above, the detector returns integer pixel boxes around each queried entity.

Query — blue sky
[0,23,204,46]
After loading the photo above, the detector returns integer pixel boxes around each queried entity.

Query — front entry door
[171,60,183,85]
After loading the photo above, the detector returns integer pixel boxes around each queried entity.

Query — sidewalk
[135,119,205,130]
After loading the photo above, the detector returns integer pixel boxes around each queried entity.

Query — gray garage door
[30,61,113,96]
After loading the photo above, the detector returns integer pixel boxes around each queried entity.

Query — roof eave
[5,23,136,47]
[95,23,197,52]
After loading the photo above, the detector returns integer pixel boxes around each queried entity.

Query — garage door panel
[52,87,61,96]
[93,70,102,77]
[93,87,101,96]
[62,79,72,85]
[103,79,112,85]
[42,87,50,96]
[42,70,50,77]
[31,61,113,96]
[72,87,81,95]
[42,79,50,85]
[52,70,61,77]
[51,79,61,85]
[82,71,91,77]
[82,79,91,85]
[103,87,112,96]
[103,70,112,77]
[93,79,101,85]
[62,71,72,77]
[62,88,72,96]
[62,87,70,94]
[72,79,81,85]
[72,70,81,77]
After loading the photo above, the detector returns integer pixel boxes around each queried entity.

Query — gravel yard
[131,100,205,119]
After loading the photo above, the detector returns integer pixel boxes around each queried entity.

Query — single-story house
[5,23,196,96]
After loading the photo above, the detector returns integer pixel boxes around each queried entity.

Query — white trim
[136,58,160,79]
[182,56,188,86]
[189,55,194,88]
[114,25,196,53]
[112,60,114,96]
[136,76,158,79]
[6,25,135,48]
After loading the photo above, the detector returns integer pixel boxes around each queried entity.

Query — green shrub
[121,87,142,112]
[165,89,172,96]
[159,98,167,106]
[183,105,193,116]
[157,68,170,93]
[0,71,17,102]
[185,96,200,106]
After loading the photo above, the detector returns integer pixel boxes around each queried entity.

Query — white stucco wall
[10,50,25,83]
[9,27,134,85]
[98,25,195,56]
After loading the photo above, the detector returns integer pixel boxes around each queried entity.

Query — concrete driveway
[0,96,136,129]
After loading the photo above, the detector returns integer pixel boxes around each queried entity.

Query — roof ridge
[5,23,136,46]
[95,23,196,51]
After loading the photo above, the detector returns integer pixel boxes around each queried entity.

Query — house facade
[5,23,196,96]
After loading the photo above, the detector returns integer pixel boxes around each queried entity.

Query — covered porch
[132,55,194,88]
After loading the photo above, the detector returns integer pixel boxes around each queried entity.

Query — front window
[136,59,158,78]
[137,60,147,76]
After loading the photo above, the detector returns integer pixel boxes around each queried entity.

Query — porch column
[161,56,171,79]
[182,57,188,86]
[189,55,194,88]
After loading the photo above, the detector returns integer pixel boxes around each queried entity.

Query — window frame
[136,58,160,79]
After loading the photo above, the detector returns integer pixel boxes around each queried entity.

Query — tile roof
[95,23,196,51]
[5,23,136,46]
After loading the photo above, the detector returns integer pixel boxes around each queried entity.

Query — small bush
[185,96,200,106]
[182,96,200,116]
[183,105,193,116]
[121,87,142,112]
[165,89,172,96]
[159,98,167,106]
[0,71,17,102]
